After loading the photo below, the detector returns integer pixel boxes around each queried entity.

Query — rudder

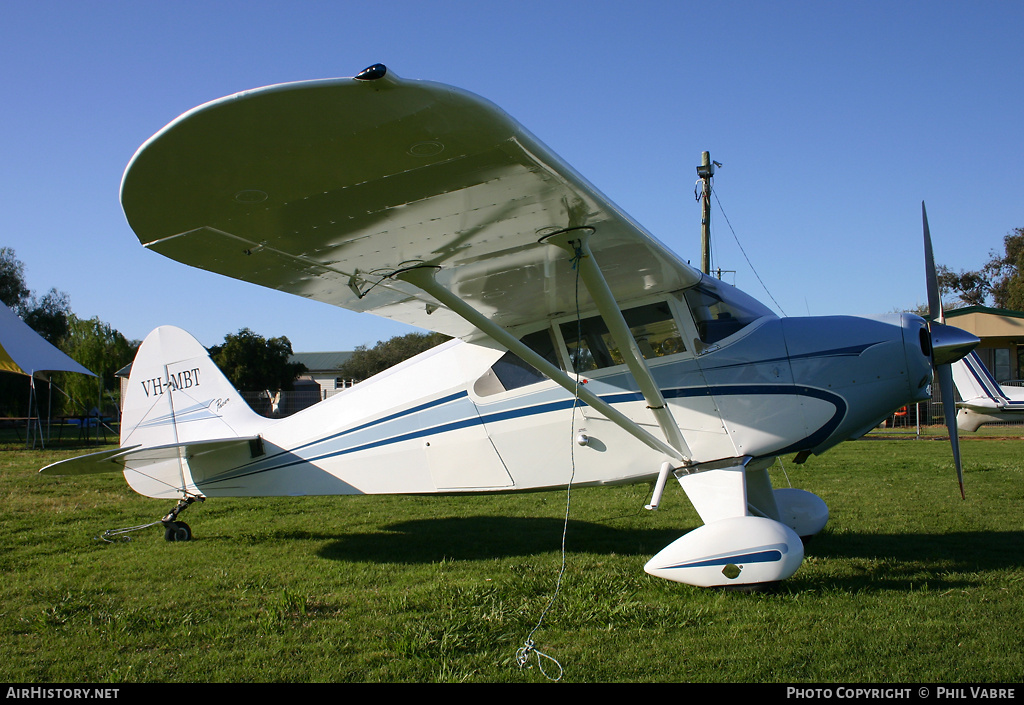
[121,326,271,449]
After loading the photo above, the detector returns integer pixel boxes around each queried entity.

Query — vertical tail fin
[951,350,1006,404]
[951,350,1024,432]
[121,326,271,448]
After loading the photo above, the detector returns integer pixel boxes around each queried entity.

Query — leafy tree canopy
[0,247,71,344]
[54,314,139,415]
[61,315,138,384]
[209,328,307,391]
[0,247,30,308]
[22,288,72,345]
[939,227,1024,311]
[338,331,450,382]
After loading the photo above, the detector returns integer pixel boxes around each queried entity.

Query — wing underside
[121,69,700,338]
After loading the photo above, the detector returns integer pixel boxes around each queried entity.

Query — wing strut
[393,266,688,463]
[543,229,693,461]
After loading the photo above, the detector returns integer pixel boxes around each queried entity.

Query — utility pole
[697,151,715,275]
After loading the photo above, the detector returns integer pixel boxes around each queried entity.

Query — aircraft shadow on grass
[308,516,1024,590]
[314,516,681,564]
[802,529,1024,590]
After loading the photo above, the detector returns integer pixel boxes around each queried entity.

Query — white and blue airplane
[952,350,1024,431]
[42,65,979,589]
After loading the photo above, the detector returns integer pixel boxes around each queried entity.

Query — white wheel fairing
[644,516,804,587]
[774,488,829,538]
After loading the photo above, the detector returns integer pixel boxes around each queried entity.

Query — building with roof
[289,351,357,396]
[944,306,1024,383]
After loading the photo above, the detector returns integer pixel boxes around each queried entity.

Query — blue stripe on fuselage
[199,383,845,486]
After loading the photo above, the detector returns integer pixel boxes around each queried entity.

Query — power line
[712,190,787,317]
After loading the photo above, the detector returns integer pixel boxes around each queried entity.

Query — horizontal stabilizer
[120,436,261,465]
[39,446,142,476]
[41,437,262,499]
[117,436,266,499]
[40,437,260,475]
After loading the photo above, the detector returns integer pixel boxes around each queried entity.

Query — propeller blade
[922,202,944,324]
[936,362,966,499]
[922,201,970,499]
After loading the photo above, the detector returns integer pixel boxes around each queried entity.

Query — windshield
[684,279,774,345]
[560,301,684,373]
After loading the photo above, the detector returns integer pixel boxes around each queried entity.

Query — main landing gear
[162,495,204,542]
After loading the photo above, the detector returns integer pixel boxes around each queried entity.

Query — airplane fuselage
[168,290,935,500]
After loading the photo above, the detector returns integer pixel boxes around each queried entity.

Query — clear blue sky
[3,1,1021,352]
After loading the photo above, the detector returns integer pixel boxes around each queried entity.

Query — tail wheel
[163,521,192,542]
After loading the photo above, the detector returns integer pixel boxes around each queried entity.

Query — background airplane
[952,350,1024,431]
[41,66,978,589]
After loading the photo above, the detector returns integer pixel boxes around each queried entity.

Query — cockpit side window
[492,329,558,389]
[559,301,685,373]
[683,280,774,345]
[474,329,558,397]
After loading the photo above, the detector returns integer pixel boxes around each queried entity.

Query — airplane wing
[121,66,701,340]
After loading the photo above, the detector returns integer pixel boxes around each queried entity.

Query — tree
[936,265,989,308]
[0,247,30,309]
[209,328,307,391]
[0,248,71,343]
[939,227,1024,311]
[338,331,450,382]
[21,288,71,344]
[54,315,138,416]
[986,228,1024,310]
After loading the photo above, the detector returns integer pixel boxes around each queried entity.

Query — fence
[883,398,1024,431]
[239,389,346,418]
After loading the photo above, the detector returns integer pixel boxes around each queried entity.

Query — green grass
[2,435,1023,682]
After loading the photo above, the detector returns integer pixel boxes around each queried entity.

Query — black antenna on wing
[355,63,388,81]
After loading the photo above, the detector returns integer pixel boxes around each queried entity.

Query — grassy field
[2,432,1023,683]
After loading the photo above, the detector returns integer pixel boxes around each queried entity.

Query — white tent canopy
[0,302,94,377]
[0,302,95,448]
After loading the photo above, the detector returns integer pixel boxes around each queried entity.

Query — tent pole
[25,377,31,450]
[26,374,39,449]
[47,376,51,443]
[38,376,45,449]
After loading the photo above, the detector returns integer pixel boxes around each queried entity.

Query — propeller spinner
[922,202,979,499]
